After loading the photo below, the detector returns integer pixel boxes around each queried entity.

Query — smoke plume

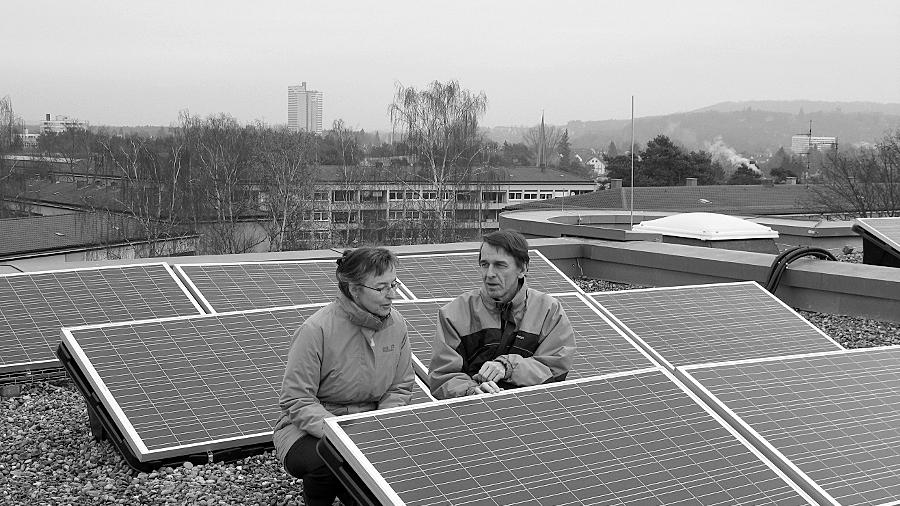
[704,136,760,175]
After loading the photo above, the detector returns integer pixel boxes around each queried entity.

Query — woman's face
[350,266,400,317]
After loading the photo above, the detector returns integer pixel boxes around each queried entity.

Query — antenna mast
[630,96,635,228]
[806,119,812,180]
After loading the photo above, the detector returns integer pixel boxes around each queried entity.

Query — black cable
[764,246,802,291]
[765,246,836,294]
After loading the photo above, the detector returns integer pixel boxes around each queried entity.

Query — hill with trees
[485,101,900,157]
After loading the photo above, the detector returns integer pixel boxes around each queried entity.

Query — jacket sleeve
[428,305,479,399]
[278,323,334,439]
[498,298,576,386]
[378,326,414,409]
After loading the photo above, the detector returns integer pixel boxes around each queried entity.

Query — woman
[273,247,414,506]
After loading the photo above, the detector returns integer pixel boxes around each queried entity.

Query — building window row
[328,187,592,204]
[507,189,589,201]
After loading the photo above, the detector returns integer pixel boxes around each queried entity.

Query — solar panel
[409,377,436,406]
[390,299,453,381]
[855,217,900,253]
[558,294,658,379]
[396,250,580,299]
[175,260,402,313]
[0,263,203,374]
[324,368,815,505]
[400,294,656,384]
[853,217,900,267]
[60,303,434,468]
[589,281,842,369]
[681,346,900,506]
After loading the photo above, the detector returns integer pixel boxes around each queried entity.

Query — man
[429,229,576,399]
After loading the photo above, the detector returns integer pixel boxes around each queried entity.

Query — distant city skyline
[3,1,899,130]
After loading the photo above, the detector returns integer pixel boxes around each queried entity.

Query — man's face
[479,243,526,303]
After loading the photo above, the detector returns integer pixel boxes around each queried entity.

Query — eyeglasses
[357,279,402,295]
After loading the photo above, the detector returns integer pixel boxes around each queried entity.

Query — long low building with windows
[294,165,596,245]
[7,161,596,251]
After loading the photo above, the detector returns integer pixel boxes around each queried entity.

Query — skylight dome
[633,212,778,240]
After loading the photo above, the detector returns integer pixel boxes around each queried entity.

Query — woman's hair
[481,229,530,270]
[335,247,398,299]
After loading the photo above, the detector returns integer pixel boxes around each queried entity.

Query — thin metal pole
[630,96,635,228]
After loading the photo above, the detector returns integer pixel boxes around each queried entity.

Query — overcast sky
[3,0,898,130]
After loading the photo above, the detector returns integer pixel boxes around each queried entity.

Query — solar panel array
[396,251,579,299]
[589,282,842,369]
[856,217,900,253]
[325,369,813,505]
[682,346,900,506]
[0,263,203,374]
[174,261,348,313]
[24,249,893,503]
[62,303,434,465]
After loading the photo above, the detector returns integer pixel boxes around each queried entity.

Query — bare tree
[95,134,192,256]
[180,113,264,254]
[0,96,26,218]
[255,125,318,251]
[329,119,364,246]
[389,80,488,242]
[805,130,900,218]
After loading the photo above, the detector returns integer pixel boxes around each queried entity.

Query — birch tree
[0,96,26,218]
[255,126,318,251]
[389,80,487,242]
[180,113,264,254]
[96,134,191,256]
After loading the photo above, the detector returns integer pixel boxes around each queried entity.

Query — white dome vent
[634,212,778,241]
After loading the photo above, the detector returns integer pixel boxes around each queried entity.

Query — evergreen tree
[558,129,571,167]
[606,141,619,158]
[727,165,763,185]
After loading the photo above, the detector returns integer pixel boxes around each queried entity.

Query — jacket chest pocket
[375,341,400,371]
[508,332,540,358]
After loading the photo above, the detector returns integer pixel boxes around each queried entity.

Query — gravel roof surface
[2,274,898,505]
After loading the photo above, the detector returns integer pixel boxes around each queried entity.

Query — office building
[41,114,85,134]
[287,82,323,134]
[791,135,837,155]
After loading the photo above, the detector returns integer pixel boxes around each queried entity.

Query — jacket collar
[336,292,394,331]
[479,277,528,316]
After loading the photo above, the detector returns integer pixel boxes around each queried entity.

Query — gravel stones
[0,382,303,505]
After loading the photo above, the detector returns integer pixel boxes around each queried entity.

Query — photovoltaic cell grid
[0,263,202,374]
[410,377,436,405]
[589,282,842,369]
[558,295,657,380]
[396,251,579,299]
[175,261,343,313]
[856,217,900,253]
[391,300,451,380]
[683,347,900,506]
[62,304,434,462]
[326,369,812,506]
[63,306,320,459]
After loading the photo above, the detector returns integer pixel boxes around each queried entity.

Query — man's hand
[473,360,506,383]
[473,381,503,395]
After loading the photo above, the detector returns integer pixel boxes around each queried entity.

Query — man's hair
[480,229,529,270]
[335,247,398,298]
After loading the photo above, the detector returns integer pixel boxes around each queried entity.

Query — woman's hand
[473,381,503,394]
